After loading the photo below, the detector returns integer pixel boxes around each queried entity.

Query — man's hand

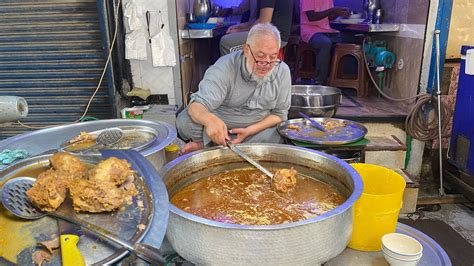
[228,127,253,144]
[330,7,350,18]
[226,24,242,33]
[204,117,229,146]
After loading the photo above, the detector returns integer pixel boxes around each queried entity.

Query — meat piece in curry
[272,167,297,193]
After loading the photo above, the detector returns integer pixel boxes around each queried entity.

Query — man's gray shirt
[189,50,291,129]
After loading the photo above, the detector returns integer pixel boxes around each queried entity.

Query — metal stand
[434,30,445,196]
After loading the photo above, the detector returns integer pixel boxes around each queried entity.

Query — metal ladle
[1,177,164,264]
[226,141,274,181]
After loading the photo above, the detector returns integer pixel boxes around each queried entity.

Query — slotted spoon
[79,127,123,153]
[0,177,164,264]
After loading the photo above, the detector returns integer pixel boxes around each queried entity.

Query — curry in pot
[171,168,345,225]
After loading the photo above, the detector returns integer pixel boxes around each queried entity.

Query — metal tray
[61,125,158,154]
[277,118,368,145]
[327,222,451,265]
[0,153,157,265]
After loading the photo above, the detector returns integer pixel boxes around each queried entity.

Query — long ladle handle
[226,141,274,179]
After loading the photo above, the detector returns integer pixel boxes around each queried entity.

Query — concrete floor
[399,203,474,245]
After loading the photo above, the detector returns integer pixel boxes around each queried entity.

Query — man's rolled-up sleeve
[189,59,231,111]
[271,64,292,121]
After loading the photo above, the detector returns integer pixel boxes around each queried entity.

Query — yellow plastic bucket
[348,163,406,251]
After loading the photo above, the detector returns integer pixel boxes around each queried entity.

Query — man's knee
[176,110,203,141]
[245,127,283,144]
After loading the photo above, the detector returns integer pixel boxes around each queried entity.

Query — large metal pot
[289,85,342,118]
[0,119,176,171]
[160,144,363,265]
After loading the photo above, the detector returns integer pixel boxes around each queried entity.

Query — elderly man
[177,23,291,154]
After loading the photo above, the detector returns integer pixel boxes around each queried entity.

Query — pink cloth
[300,0,339,43]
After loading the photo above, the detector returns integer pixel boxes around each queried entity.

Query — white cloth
[123,0,142,31]
[125,29,148,60]
[151,29,176,67]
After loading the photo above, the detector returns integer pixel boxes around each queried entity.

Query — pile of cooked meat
[26,152,138,213]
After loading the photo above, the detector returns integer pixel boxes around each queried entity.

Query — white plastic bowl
[382,233,423,256]
[382,233,423,265]
[383,250,422,266]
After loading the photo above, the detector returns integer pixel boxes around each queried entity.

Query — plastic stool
[328,43,369,97]
[292,40,319,83]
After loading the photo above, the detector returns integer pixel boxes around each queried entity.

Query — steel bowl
[160,144,363,265]
[289,85,342,118]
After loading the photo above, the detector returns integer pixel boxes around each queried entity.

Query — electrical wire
[17,0,121,129]
[362,38,451,141]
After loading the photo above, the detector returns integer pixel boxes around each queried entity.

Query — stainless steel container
[0,119,176,171]
[193,0,211,23]
[160,144,363,265]
[290,85,342,118]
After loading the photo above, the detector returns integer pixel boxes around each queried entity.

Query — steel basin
[160,144,363,265]
[0,119,176,171]
[289,85,342,118]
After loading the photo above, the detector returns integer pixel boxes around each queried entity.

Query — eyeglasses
[248,47,282,67]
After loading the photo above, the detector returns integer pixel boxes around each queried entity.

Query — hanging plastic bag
[125,29,147,60]
[151,30,176,67]
[124,0,142,31]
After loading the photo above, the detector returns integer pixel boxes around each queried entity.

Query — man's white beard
[245,59,274,85]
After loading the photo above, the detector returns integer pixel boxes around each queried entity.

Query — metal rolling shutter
[0,0,115,140]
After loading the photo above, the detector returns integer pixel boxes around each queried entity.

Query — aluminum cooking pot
[290,85,342,118]
[160,144,363,265]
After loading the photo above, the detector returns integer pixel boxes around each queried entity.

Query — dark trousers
[308,32,342,84]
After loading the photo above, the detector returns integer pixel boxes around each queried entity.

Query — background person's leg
[219,31,249,56]
[308,33,333,84]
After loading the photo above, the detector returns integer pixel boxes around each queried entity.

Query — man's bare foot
[179,141,204,155]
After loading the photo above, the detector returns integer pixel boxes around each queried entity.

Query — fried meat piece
[26,169,71,212]
[69,178,125,213]
[49,152,88,179]
[89,157,134,185]
[272,167,298,193]
[68,131,97,144]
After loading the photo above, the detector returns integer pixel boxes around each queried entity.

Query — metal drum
[160,144,363,265]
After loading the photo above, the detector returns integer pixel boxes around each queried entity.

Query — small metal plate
[61,126,158,154]
[277,118,368,145]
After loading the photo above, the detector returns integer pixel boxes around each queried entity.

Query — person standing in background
[220,0,293,56]
[300,0,350,84]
